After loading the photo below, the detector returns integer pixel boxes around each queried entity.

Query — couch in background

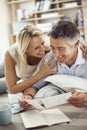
[0,60,7,94]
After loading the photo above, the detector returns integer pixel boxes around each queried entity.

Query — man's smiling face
[50,37,78,66]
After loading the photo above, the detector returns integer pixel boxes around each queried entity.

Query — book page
[41,108,71,126]
[21,109,48,128]
[21,108,71,128]
[42,92,72,108]
[25,99,44,110]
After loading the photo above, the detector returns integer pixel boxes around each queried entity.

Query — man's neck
[66,50,78,67]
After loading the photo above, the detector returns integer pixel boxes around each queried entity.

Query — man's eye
[51,46,54,49]
[59,47,64,51]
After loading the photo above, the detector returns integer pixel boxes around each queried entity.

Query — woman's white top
[8,43,38,79]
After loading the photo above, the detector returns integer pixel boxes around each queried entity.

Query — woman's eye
[34,42,45,50]
[35,47,39,50]
[42,42,44,46]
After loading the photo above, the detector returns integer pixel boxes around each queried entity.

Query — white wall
[0,0,9,61]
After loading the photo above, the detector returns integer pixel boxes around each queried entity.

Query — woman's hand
[18,95,32,109]
[68,92,87,107]
[80,42,87,59]
[39,57,57,77]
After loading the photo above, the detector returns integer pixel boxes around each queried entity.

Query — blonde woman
[4,25,56,113]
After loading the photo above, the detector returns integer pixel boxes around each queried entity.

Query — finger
[83,47,87,57]
[72,92,79,97]
[69,99,85,107]
[82,41,87,47]
[47,57,55,65]
[18,100,25,108]
[83,53,87,58]
[71,102,84,107]
[19,96,28,106]
[40,57,45,66]
[68,92,81,102]
[19,98,26,106]
[80,43,87,58]
[19,99,32,109]
[79,43,85,51]
[68,93,85,104]
[80,42,86,48]
[69,97,84,103]
[48,62,56,68]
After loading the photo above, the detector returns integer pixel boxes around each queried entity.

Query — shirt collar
[75,46,85,65]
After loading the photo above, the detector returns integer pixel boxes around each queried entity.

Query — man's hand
[18,95,32,109]
[68,92,87,107]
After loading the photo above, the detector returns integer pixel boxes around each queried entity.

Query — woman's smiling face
[26,35,45,59]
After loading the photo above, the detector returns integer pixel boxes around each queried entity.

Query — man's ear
[74,40,80,48]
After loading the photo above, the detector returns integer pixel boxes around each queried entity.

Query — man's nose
[54,49,60,57]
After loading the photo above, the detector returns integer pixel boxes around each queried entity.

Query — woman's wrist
[36,71,45,79]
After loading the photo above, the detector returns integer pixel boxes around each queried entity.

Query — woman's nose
[40,45,45,51]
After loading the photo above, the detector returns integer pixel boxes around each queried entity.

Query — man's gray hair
[48,20,80,46]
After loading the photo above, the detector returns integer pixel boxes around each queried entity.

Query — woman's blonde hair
[16,24,43,78]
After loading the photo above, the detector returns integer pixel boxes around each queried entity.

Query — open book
[21,108,71,128]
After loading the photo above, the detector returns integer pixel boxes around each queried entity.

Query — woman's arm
[5,51,55,94]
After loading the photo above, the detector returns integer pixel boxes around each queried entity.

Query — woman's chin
[38,54,45,58]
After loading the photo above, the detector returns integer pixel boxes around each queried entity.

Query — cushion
[44,74,87,92]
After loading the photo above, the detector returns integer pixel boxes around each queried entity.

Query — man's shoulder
[45,51,54,57]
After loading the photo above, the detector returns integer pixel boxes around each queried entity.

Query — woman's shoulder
[8,42,18,51]
[7,43,19,62]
